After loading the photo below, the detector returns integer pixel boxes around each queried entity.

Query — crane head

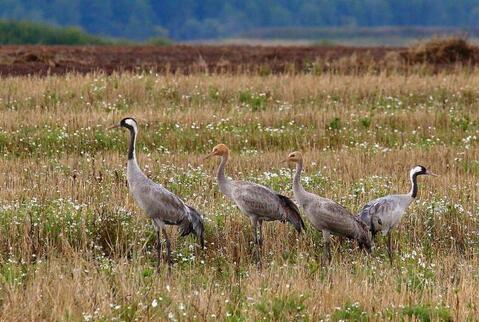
[411,165,438,177]
[107,117,138,132]
[357,220,373,253]
[282,151,303,163]
[204,143,229,159]
[370,214,383,235]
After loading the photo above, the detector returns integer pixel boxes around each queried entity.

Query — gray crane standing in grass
[358,165,437,263]
[109,117,204,271]
[284,151,372,263]
[204,144,305,261]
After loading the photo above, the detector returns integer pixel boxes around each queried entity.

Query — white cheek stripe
[125,119,138,132]
[411,166,422,175]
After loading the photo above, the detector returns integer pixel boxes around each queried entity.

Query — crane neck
[293,160,307,200]
[126,126,146,183]
[409,172,419,198]
[128,127,137,161]
[217,154,232,197]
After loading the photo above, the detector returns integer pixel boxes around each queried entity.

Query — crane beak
[280,158,289,163]
[107,124,120,130]
[426,170,439,177]
[203,151,215,161]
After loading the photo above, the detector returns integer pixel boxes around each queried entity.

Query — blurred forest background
[0,0,478,42]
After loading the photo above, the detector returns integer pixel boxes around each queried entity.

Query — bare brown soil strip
[0,45,411,76]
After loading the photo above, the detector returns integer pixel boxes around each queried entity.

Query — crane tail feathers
[277,194,305,233]
[179,205,205,248]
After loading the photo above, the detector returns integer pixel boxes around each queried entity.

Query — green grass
[0,73,478,320]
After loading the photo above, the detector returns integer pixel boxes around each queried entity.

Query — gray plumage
[114,118,205,270]
[224,180,305,232]
[358,165,437,262]
[286,152,371,262]
[206,144,304,260]
[127,162,205,242]
[358,195,411,237]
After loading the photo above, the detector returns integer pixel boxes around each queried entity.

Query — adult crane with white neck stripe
[109,117,205,271]
[358,165,437,263]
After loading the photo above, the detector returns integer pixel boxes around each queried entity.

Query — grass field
[1,71,479,321]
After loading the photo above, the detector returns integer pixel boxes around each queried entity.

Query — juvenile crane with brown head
[284,151,372,263]
[205,144,305,261]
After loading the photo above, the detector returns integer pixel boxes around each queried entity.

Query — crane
[205,144,304,261]
[109,117,205,271]
[358,165,437,263]
[284,151,372,263]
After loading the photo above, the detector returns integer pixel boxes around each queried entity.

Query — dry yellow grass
[0,72,478,320]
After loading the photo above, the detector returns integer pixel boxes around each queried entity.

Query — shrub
[404,37,476,65]
[147,37,172,46]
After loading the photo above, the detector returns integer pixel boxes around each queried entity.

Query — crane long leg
[199,233,205,250]
[322,230,332,265]
[156,230,162,272]
[258,220,264,247]
[162,228,173,267]
[387,231,393,264]
[152,219,162,272]
[250,217,261,263]
[250,217,259,245]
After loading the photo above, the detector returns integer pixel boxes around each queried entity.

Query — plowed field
[0,45,404,75]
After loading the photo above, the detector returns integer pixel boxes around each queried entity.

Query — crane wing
[138,183,189,224]
[231,181,283,219]
[308,200,360,238]
[230,181,305,232]
[276,193,305,233]
[358,196,397,233]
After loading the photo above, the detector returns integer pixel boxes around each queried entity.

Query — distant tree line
[0,20,110,45]
[0,0,478,40]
